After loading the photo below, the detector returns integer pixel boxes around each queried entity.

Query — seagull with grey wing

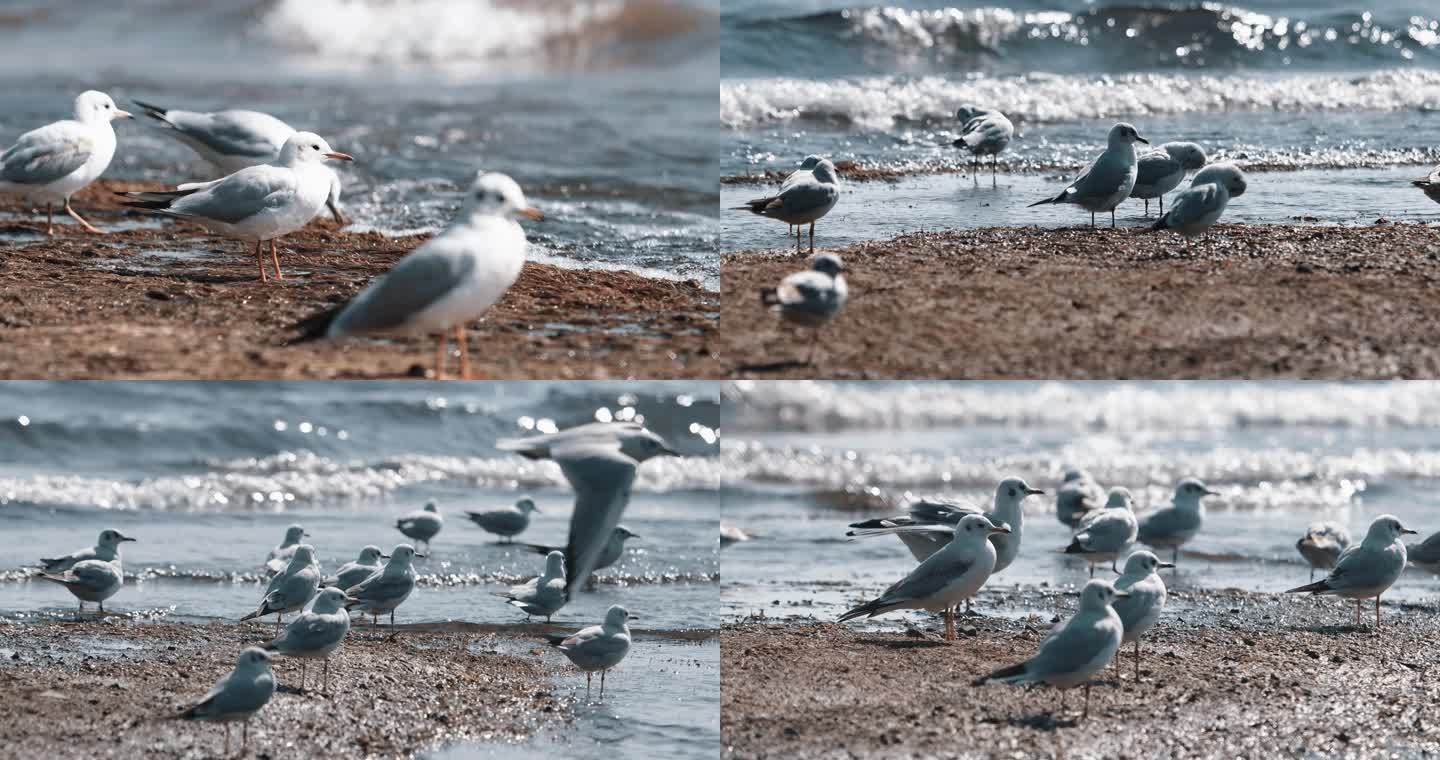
[952,104,1013,182]
[1063,487,1138,576]
[38,555,128,619]
[497,421,679,599]
[779,154,823,236]
[1111,551,1173,681]
[497,550,567,622]
[1411,163,1440,209]
[839,514,1010,641]
[263,587,354,693]
[518,525,639,588]
[1297,522,1351,581]
[975,579,1129,719]
[1130,141,1207,216]
[468,497,540,543]
[1146,163,1247,247]
[241,544,320,633]
[0,90,132,234]
[117,131,354,282]
[1407,528,1440,574]
[132,99,346,224]
[35,528,135,573]
[547,604,635,698]
[1136,478,1219,566]
[760,252,847,365]
[290,172,542,380]
[264,524,309,576]
[735,157,840,252]
[345,543,422,631]
[1029,122,1148,228]
[328,545,384,591]
[1056,469,1105,529]
[172,647,275,756]
[396,501,442,553]
[1286,514,1415,628]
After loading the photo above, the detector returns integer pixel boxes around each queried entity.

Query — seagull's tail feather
[131,99,175,126]
[495,436,551,460]
[35,573,72,587]
[1063,536,1087,554]
[238,607,268,622]
[974,661,1028,686]
[847,517,899,531]
[838,597,891,623]
[1285,579,1332,594]
[115,188,200,213]
[289,304,344,344]
[174,696,215,721]
[732,197,776,215]
[759,288,780,307]
[544,634,568,648]
[514,542,556,556]
[1027,197,1055,208]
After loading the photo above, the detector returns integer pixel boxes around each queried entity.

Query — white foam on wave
[721,69,1440,130]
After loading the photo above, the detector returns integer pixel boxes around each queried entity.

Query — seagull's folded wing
[169,165,297,223]
[776,182,838,215]
[1028,616,1113,679]
[0,121,94,186]
[173,110,286,161]
[877,549,975,605]
[1163,183,1223,227]
[328,241,479,335]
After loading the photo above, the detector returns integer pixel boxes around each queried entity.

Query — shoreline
[0,181,720,380]
[719,222,1440,378]
[720,587,1440,758]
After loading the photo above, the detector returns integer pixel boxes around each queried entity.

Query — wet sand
[0,619,569,759]
[721,588,1440,759]
[0,181,719,380]
[720,223,1440,378]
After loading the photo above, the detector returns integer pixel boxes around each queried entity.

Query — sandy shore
[721,588,1440,759]
[0,618,572,759]
[0,181,719,379]
[720,223,1440,378]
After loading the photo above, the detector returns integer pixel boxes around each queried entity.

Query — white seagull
[1411,163,1440,208]
[1147,162,1247,246]
[1029,122,1148,228]
[118,131,354,282]
[0,90,132,234]
[760,252,848,365]
[952,104,1014,180]
[263,524,309,576]
[38,557,126,619]
[1130,141,1207,216]
[1063,487,1139,576]
[1297,522,1351,581]
[291,171,542,379]
[467,497,541,543]
[132,99,346,223]
[1136,478,1219,565]
[1111,550,1173,681]
[519,525,639,582]
[241,544,321,632]
[547,604,635,698]
[345,543,422,630]
[395,501,442,553]
[1286,514,1416,628]
[36,528,135,573]
[328,545,384,591]
[735,157,840,252]
[1056,469,1105,528]
[262,586,354,693]
[497,550,567,622]
[174,647,276,756]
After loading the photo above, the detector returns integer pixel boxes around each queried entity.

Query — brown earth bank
[0,619,568,759]
[720,222,1440,378]
[0,181,719,379]
[721,590,1440,759]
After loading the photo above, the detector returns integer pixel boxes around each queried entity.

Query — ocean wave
[723,381,1440,433]
[720,69,1440,130]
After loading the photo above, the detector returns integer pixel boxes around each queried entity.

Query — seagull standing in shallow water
[1286,514,1415,628]
[0,90,132,234]
[547,604,635,698]
[735,157,840,252]
[1029,122,1148,228]
[952,104,1013,182]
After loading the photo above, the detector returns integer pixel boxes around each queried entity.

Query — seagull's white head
[1062,468,1088,483]
[614,525,639,541]
[544,550,566,579]
[811,159,840,184]
[385,543,421,565]
[1081,578,1130,610]
[1190,163,1247,198]
[236,646,273,671]
[1365,514,1417,545]
[603,604,635,629]
[289,544,316,567]
[422,501,439,514]
[1107,122,1148,149]
[282,524,307,545]
[98,529,137,549]
[1172,478,1219,509]
[797,154,823,171]
[619,427,680,463]
[810,253,844,278]
[955,104,988,123]
[1104,487,1134,510]
[279,132,353,167]
[311,586,355,613]
[1163,142,1208,171]
[357,545,384,564]
[995,476,1045,507]
[1121,550,1173,576]
[466,172,543,222]
[75,91,131,124]
[515,497,539,514]
[956,513,1011,545]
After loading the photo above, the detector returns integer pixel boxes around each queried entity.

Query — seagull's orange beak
[324,151,355,162]
[518,207,544,221]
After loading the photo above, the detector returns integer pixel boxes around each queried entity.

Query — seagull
[290,171,542,379]
[36,528,135,573]
[1286,514,1415,628]
[117,131,354,282]
[1029,122,1148,228]
[759,252,848,365]
[1411,163,1440,208]
[173,647,275,756]
[518,525,638,582]
[38,558,126,619]
[975,579,1130,719]
[719,524,752,547]
[466,497,540,543]
[1136,478,1219,566]
[546,604,635,698]
[0,90,132,234]
[497,550,567,622]
[839,514,1009,641]
[1130,142,1207,216]
[952,104,1014,181]
[262,587,354,694]
[497,421,679,598]
[1064,487,1139,577]
[328,545,384,591]
[132,99,346,224]
[264,524,309,576]
[345,543,422,631]
[241,544,320,633]
[735,157,840,252]
[1111,551,1173,681]
[396,501,442,553]
[1146,162,1247,246]
[1297,523,1351,581]
[1056,469,1105,529]
[1407,529,1440,574]
[779,154,823,236]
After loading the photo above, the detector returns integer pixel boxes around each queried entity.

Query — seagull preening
[1146,162,1247,246]
[497,421,678,599]
[1056,469,1105,528]
[1285,514,1415,628]
[1297,522,1351,582]
[0,90,132,234]
[839,513,1009,641]
[952,104,1014,181]
[174,647,275,756]
[118,131,354,283]
[1029,122,1148,228]
[467,497,540,543]
[345,543,422,630]
[497,550,567,622]
[1137,478,1219,566]
[132,99,346,224]
[735,157,840,252]
[291,171,542,380]
[547,604,635,698]
[759,252,848,365]
[975,579,1129,719]
[1130,141,1207,216]
[780,154,823,237]
[396,501,442,553]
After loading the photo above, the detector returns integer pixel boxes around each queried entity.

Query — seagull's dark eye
[104,104,111,109]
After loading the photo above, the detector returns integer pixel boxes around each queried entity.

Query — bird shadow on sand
[733,359,813,373]
[1283,623,1379,636]
[980,711,1081,731]
[853,636,951,650]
